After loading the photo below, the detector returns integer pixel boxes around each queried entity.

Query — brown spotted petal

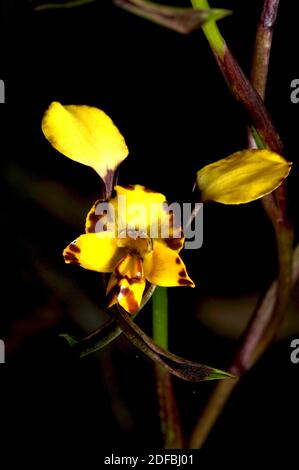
[143,240,194,287]
[107,254,146,314]
[161,204,185,252]
[63,233,124,272]
[85,199,113,234]
[110,185,167,236]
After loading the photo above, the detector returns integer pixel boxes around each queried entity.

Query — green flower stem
[192,0,283,155]
[191,0,225,57]
[152,286,169,349]
[189,0,294,448]
[152,287,184,449]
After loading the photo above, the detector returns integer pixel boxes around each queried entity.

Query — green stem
[191,0,225,57]
[152,287,184,448]
[152,286,168,349]
[192,0,283,154]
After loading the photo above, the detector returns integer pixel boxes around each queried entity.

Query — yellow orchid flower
[63,185,194,314]
[42,102,128,195]
[41,103,194,314]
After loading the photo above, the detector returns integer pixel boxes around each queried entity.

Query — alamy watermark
[0,339,5,363]
[92,198,203,250]
[290,339,299,364]
[0,79,5,104]
[290,79,299,103]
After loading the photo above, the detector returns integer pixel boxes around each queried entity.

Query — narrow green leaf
[78,320,122,357]
[114,0,231,34]
[113,306,233,382]
[61,284,157,356]
[60,320,122,357]
[250,126,265,150]
[60,334,79,348]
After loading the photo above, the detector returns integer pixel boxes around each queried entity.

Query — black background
[1,0,299,457]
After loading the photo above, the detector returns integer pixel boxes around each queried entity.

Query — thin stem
[189,0,293,448]
[34,0,96,10]
[243,0,293,368]
[189,243,299,449]
[250,0,280,98]
[248,0,280,148]
[192,0,283,155]
[192,0,225,57]
[152,287,168,349]
[152,287,184,448]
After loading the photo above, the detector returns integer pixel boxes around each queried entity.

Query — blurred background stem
[34,0,96,11]
[152,287,184,448]
[189,0,294,448]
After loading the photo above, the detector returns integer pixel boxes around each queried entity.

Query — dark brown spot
[179,269,187,278]
[114,256,144,284]
[178,278,193,286]
[64,253,77,261]
[103,224,108,231]
[128,278,141,285]
[68,244,80,253]
[122,184,135,190]
[175,257,181,264]
[120,287,139,314]
[143,187,157,193]
[64,254,79,265]
[119,274,143,285]
[88,213,99,222]
[121,287,129,295]
[165,238,183,250]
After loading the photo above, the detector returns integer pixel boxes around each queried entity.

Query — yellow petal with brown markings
[106,254,146,314]
[63,233,124,272]
[143,241,195,287]
[117,278,146,314]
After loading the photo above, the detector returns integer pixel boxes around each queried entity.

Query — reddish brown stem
[189,0,294,448]
[155,365,184,448]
